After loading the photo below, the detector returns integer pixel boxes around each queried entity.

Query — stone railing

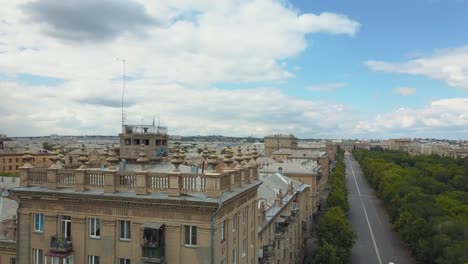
[18,164,260,198]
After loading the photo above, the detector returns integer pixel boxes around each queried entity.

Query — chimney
[287,182,294,195]
[275,190,283,207]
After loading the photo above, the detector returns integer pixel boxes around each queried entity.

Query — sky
[0,0,467,139]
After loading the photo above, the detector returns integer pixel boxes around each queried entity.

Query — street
[345,153,413,264]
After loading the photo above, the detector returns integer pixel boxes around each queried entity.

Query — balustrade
[18,163,260,197]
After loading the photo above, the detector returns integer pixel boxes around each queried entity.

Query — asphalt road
[345,153,413,264]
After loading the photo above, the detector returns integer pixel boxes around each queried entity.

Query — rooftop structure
[119,124,169,161]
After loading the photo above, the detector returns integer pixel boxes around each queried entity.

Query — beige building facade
[0,152,54,175]
[257,173,311,264]
[264,134,298,157]
[11,148,262,264]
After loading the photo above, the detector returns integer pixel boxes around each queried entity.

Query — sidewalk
[302,188,330,264]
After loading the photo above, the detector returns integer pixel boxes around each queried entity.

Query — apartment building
[0,151,53,175]
[258,173,311,264]
[264,134,298,157]
[10,147,261,264]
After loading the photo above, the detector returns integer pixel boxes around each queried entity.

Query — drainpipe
[210,191,226,264]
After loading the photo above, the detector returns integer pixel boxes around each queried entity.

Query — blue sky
[0,0,467,139]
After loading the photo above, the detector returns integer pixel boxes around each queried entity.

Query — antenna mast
[121,59,126,133]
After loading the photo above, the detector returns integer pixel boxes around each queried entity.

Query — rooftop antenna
[118,58,126,133]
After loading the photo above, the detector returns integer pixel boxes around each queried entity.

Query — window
[89,218,100,238]
[43,157,46,162]
[9,158,11,163]
[119,258,130,264]
[88,255,99,264]
[9,257,16,264]
[242,238,247,256]
[119,220,131,240]
[61,216,72,239]
[15,165,18,169]
[184,225,197,246]
[125,139,131,145]
[133,139,140,145]
[34,213,44,232]
[143,139,149,145]
[232,213,237,232]
[220,220,225,242]
[232,248,237,264]
[251,206,255,228]
[64,256,74,264]
[242,209,246,224]
[33,249,43,264]
[15,158,18,162]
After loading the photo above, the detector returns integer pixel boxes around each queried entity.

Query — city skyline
[1,0,467,139]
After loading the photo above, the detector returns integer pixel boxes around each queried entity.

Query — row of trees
[314,150,356,264]
[354,149,468,264]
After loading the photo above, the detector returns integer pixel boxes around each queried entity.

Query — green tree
[314,239,340,264]
[42,142,53,151]
[317,206,356,263]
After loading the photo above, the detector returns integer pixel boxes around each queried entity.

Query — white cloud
[393,87,416,96]
[307,82,347,92]
[353,98,468,137]
[0,0,363,137]
[0,80,355,137]
[365,46,468,90]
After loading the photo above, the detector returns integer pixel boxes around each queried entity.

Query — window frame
[232,248,237,264]
[242,238,247,257]
[32,248,43,264]
[119,220,131,240]
[88,255,99,264]
[184,225,197,246]
[220,220,226,242]
[232,213,237,233]
[89,218,100,239]
[119,258,131,264]
[34,213,44,233]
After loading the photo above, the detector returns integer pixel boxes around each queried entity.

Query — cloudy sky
[1,0,467,139]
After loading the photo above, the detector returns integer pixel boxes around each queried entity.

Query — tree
[314,239,340,264]
[317,206,356,263]
[42,142,53,151]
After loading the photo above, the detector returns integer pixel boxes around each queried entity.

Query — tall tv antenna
[119,58,126,133]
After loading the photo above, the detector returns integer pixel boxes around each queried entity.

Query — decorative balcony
[263,245,274,257]
[142,245,165,264]
[49,235,72,253]
[141,223,166,264]
[275,224,287,240]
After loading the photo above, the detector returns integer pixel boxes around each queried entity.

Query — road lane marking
[346,154,383,264]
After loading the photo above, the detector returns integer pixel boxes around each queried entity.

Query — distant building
[119,124,169,161]
[264,134,298,157]
[0,151,54,174]
[389,138,412,152]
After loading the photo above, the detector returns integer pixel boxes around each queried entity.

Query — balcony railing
[19,164,260,198]
[142,245,165,264]
[50,235,72,252]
